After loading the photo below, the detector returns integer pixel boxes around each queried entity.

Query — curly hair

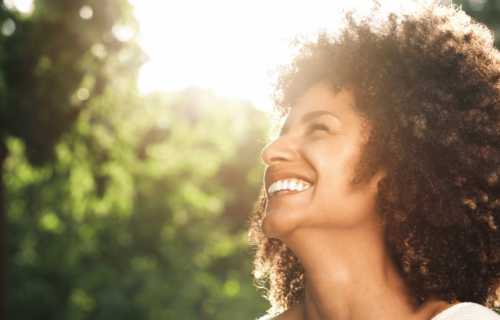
[247,3,500,316]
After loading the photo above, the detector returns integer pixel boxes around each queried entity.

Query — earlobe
[372,167,387,188]
[377,166,387,180]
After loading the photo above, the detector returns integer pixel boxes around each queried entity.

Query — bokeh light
[1,18,15,36]
[3,0,34,15]
[79,5,93,20]
[77,88,90,101]
[91,43,108,59]
[112,23,134,42]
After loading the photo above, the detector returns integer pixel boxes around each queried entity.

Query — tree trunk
[0,137,9,320]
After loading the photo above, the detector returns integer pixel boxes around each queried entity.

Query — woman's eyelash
[308,121,330,134]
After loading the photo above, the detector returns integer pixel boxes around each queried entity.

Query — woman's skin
[260,82,457,320]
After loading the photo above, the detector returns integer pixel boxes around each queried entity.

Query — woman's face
[261,82,384,239]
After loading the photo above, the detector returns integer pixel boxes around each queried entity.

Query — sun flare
[4,0,419,111]
[129,0,418,111]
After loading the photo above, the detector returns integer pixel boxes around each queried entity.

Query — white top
[257,302,500,320]
[431,303,500,320]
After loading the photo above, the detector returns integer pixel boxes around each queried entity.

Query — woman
[248,3,500,320]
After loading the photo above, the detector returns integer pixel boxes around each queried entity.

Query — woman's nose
[261,136,299,166]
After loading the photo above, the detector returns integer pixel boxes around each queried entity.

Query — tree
[6,85,271,319]
[1,1,272,319]
[0,0,141,318]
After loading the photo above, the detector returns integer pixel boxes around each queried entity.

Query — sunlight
[3,0,34,15]
[130,0,412,111]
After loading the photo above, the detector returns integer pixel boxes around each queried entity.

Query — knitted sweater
[257,302,500,320]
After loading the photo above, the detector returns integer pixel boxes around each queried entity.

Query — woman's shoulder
[255,313,299,320]
[256,301,305,320]
[432,302,500,320]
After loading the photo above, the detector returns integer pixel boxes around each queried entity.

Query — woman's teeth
[268,179,311,198]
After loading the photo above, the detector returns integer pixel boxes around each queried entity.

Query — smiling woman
[261,86,382,240]
[248,3,500,320]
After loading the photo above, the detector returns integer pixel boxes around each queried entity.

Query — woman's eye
[308,123,330,134]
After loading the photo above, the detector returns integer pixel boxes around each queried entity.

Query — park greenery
[1,0,500,319]
[1,0,270,319]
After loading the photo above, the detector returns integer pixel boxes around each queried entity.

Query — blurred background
[0,0,499,319]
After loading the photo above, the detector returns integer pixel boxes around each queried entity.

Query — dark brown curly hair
[248,3,500,316]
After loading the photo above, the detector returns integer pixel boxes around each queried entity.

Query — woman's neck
[281,224,452,320]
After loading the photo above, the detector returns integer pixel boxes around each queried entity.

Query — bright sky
[128,0,417,111]
[4,0,420,111]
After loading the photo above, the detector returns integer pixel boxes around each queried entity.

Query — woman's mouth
[267,179,311,200]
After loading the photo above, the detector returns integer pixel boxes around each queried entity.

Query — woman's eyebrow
[300,110,339,124]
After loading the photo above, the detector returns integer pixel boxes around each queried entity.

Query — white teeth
[267,179,311,197]
[282,180,288,190]
[296,182,304,192]
[275,180,282,191]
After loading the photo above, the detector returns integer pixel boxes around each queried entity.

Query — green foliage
[7,85,271,319]
[0,0,141,164]
[2,0,271,319]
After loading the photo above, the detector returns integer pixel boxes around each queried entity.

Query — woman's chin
[261,208,301,240]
